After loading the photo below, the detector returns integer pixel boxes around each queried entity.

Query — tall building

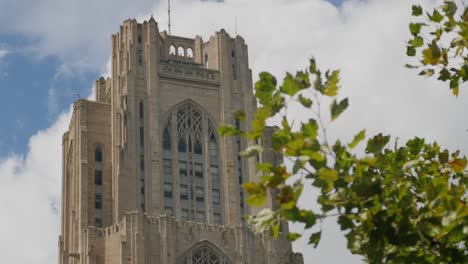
[59,17,303,264]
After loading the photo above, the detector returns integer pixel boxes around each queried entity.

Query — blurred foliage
[220,57,468,263]
[406,0,468,96]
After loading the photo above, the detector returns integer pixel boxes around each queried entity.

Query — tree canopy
[220,2,468,262]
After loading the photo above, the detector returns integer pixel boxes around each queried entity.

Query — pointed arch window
[162,102,222,224]
[178,243,231,264]
[169,45,176,55]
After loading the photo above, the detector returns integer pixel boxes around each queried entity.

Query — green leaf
[412,5,423,16]
[338,215,354,230]
[330,98,349,121]
[308,231,322,248]
[234,110,246,121]
[406,137,425,155]
[438,68,451,81]
[317,168,339,193]
[422,43,442,65]
[301,119,318,139]
[298,94,313,108]
[405,64,419,69]
[318,168,339,182]
[460,64,468,81]
[409,36,424,47]
[409,23,424,36]
[270,224,280,238]
[366,133,390,154]
[239,145,264,158]
[299,210,317,228]
[323,70,340,96]
[243,182,267,207]
[219,125,244,137]
[280,71,311,96]
[419,68,435,77]
[280,72,300,96]
[313,70,324,94]
[250,107,272,140]
[407,46,416,56]
[348,129,366,149]
[309,57,317,74]
[442,1,457,17]
[255,72,277,105]
[427,9,444,23]
[287,232,302,242]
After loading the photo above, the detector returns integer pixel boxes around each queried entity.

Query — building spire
[235,16,238,35]
[168,0,171,35]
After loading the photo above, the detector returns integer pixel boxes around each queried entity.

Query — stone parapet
[159,61,220,83]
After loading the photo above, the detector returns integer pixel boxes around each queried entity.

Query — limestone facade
[59,17,303,264]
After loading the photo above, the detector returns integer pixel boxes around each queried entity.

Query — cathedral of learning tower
[59,17,303,264]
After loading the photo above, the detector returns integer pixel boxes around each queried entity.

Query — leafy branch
[406,0,468,96]
[220,57,467,263]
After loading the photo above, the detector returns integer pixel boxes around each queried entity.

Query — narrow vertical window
[162,127,173,213]
[232,51,237,80]
[209,131,222,224]
[94,147,103,227]
[138,34,143,65]
[235,118,245,217]
[139,101,145,212]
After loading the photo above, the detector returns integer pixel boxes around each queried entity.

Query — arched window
[162,102,222,224]
[169,45,176,55]
[204,54,209,68]
[186,48,193,58]
[178,243,231,264]
[178,46,185,56]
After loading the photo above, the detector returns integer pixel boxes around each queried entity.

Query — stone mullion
[202,115,211,224]
[170,110,179,219]
[188,131,193,221]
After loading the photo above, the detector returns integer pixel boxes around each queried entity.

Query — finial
[168,0,172,35]
[235,16,238,35]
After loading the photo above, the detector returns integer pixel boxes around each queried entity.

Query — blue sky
[0,0,466,264]
[0,34,95,156]
[0,0,343,157]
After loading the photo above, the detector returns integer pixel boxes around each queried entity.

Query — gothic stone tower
[59,17,303,264]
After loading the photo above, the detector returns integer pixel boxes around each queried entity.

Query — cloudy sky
[0,0,466,263]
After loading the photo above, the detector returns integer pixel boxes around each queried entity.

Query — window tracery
[162,102,222,224]
[178,244,230,264]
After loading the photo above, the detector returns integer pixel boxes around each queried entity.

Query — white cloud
[0,47,8,79]
[0,110,70,264]
[0,0,156,72]
[0,48,8,58]
[1,0,467,264]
